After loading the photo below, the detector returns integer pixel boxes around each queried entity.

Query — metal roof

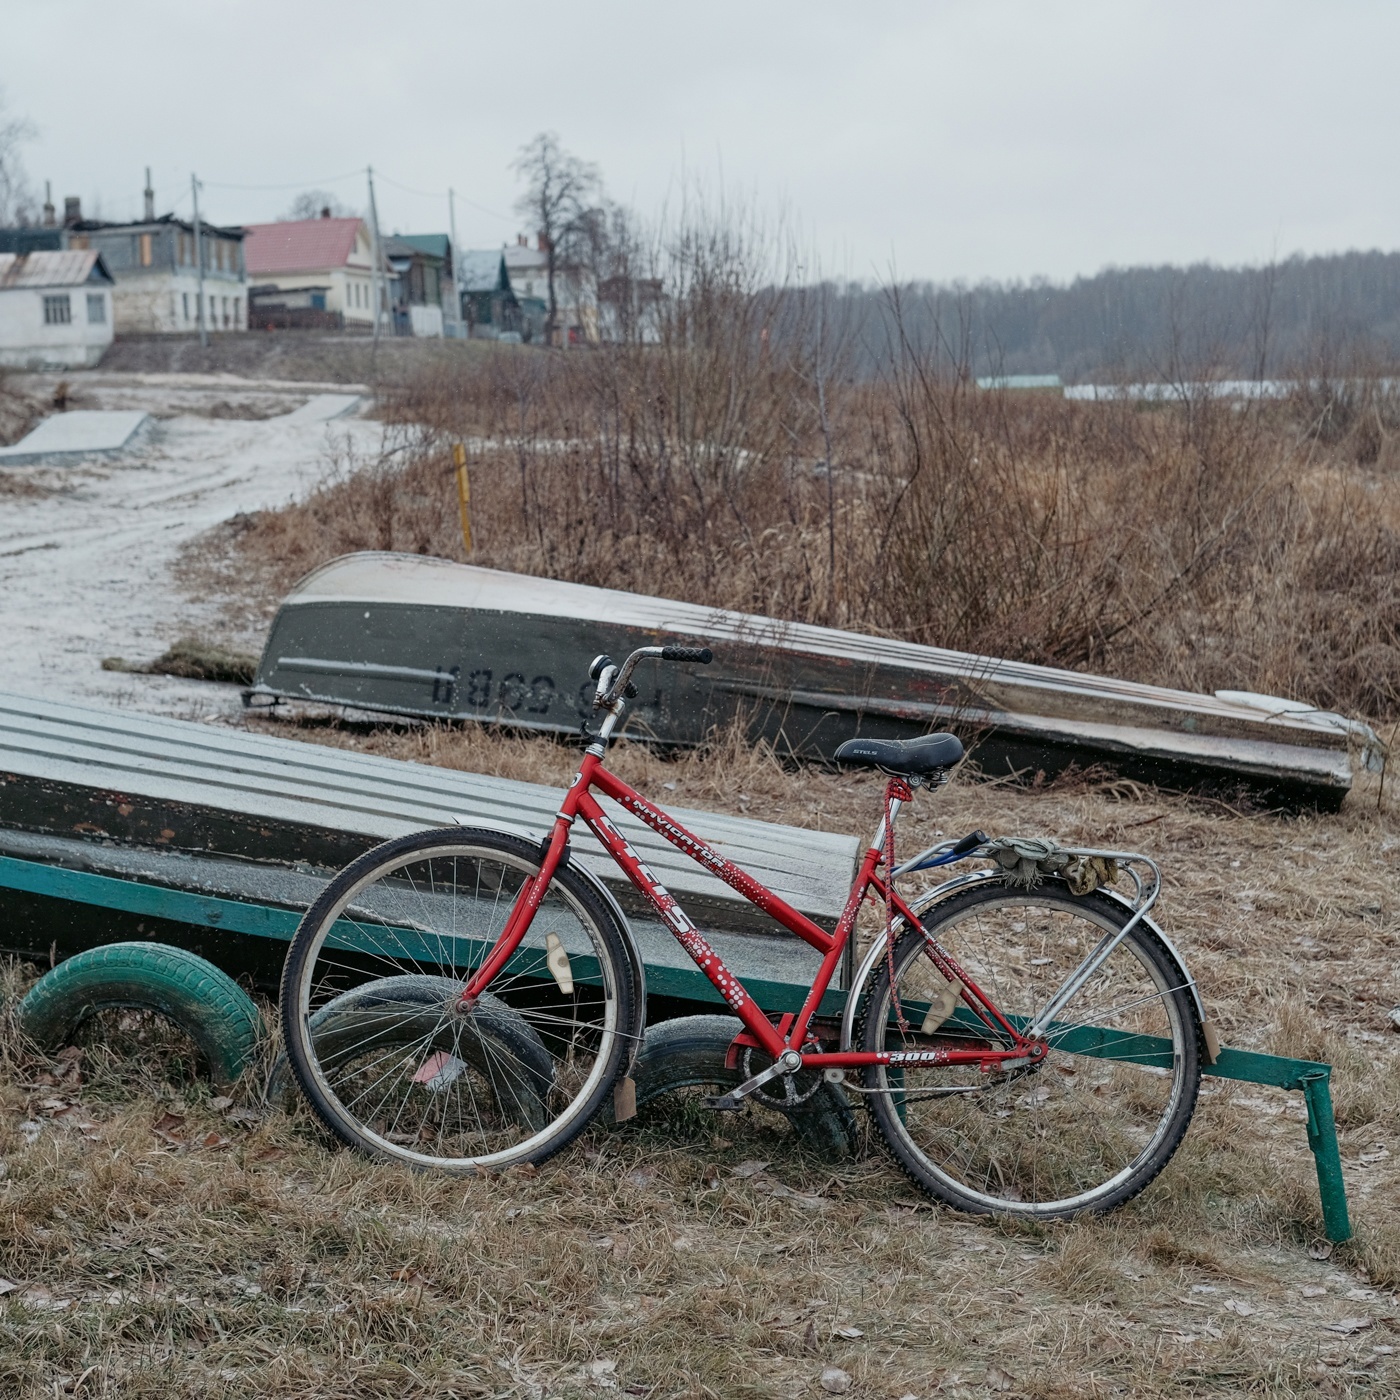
[243,218,368,276]
[0,249,111,289]
[396,233,451,261]
[458,249,508,292]
[504,244,547,268]
[383,235,443,265]
[72,214,243,240]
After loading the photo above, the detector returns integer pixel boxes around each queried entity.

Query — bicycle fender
[567,861,648,1069]
[1092,887,1209,1030]
[838,871,1208,1050]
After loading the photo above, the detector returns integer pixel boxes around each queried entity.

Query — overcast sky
[4,1,1397,286]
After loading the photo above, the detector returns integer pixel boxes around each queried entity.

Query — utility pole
[447,187,464,338]
[191,173,207,348]
[367,166,385,360]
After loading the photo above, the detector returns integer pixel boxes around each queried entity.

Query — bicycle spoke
[864,885,1199,1217]
[284,833,631,1172]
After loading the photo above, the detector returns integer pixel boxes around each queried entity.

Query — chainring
[740,1045,826,1110]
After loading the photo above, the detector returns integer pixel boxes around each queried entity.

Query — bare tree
[0,88,36,227]
[282,189,354,221]
[512,133,600,345]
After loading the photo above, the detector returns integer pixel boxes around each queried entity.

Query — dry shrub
[216,233,1400,724]
[0,367,41,450]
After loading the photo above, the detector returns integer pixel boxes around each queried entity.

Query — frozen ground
[0,373,381,720]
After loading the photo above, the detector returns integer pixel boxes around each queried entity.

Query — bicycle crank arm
[706,1048,803,1112]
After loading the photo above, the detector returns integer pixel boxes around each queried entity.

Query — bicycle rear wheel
[281,827,637,1172]
[858,881,1200,1218]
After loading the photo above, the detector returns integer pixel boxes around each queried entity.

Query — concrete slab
[280,393,361,423]
[0,410,152,465]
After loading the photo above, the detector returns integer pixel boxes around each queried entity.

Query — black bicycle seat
[833,732,964,776]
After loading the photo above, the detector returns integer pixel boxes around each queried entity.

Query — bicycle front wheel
[281,826,637,1172]
[859,881,1201,1218]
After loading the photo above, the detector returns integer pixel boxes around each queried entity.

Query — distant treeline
[815,249,1400,382]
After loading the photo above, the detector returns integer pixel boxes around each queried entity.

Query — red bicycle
[282,645,1203,1218]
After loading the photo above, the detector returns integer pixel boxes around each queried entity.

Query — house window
[86,293,106,324]
[140,233,153,267]
[69,234,89,251]
[182,292,189,321]
[221,296,229,327]
[43,294,72,325]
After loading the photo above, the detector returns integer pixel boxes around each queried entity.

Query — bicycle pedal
[704,1092,745,1112]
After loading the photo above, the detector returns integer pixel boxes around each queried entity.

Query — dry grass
[205,339,1400,725]
[4,715,1394,1397]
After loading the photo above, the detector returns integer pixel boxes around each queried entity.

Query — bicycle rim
[861,883,1199,1217]
[283,832,631,1171]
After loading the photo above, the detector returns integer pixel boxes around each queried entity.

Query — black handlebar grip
[951,830,988,857]
[660,646,713,664]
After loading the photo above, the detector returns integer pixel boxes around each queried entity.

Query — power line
[200,169,366,192]
[373,170,513,223]
[186,165,516,229]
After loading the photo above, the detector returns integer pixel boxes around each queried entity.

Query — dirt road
[0,375,379,717]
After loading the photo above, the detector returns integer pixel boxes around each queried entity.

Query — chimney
[63,196,82,227]
[537,230,551,253]
[42,181,55,228]
[143,167,155,222]
[517,233,526,247]
[320,206,331,219]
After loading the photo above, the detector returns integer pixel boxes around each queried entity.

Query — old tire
[16,942,264,1086]
[618,1014,858,1160]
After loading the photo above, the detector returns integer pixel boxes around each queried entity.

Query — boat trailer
[0,690,1352,1240]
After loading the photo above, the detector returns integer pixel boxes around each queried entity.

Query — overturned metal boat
[0,689,858,1006]
[246,552,1380,810]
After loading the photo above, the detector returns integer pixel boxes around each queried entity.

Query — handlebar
[587,645,714,714]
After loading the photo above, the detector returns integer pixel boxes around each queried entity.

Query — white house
[0,250,115,368]
[502,235,598,346]
[242,216,378,327]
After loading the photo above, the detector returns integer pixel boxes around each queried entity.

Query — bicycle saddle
[833,732,964,776]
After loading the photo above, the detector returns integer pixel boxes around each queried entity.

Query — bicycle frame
[463,748,1046,1074]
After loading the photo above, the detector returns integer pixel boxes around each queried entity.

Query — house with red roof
[242,213,378,328]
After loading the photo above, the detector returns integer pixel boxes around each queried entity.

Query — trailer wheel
[16,942,265,1086]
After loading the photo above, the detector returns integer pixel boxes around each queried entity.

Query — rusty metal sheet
[246,553,1375,810]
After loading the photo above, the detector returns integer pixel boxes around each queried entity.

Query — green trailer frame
[0,852,1352,1243]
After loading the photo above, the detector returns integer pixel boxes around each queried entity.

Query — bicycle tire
[616,1014,858,1159]
[858,880,1201,1219]
[16,942,264,1086]
[281,826,637,1172]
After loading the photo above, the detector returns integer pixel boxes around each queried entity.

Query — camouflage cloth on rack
[983,837,1118,895]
